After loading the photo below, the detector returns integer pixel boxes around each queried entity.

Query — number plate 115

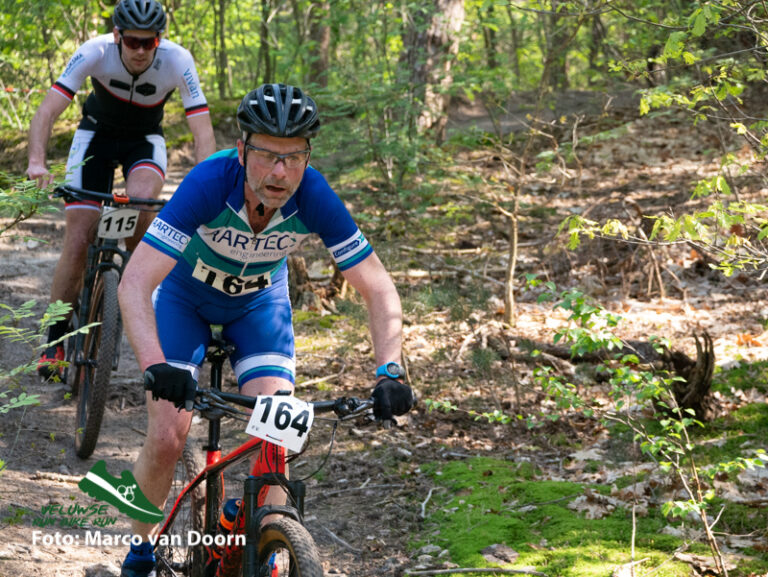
[98,206,141,239]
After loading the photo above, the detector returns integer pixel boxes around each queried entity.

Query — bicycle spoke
[156,444,207,577]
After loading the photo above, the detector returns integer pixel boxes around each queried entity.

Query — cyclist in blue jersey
[117,83,414,577]
[29,0,216,380]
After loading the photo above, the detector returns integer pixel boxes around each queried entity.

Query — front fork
[242,442,307,576]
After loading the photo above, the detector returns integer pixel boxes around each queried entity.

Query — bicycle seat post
[203,339,229,464]
[202,337,234,458]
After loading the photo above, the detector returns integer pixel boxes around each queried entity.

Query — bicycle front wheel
[256,518,323,577]
[74,268,119,459]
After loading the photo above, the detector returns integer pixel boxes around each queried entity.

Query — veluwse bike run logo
[30,460,244,549]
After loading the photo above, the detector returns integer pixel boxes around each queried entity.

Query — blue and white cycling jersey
[143,148,375,386]
[143,147,374,299]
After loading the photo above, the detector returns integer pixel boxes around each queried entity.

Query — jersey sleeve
[297,169,374,271]
[173,46,209,120]
[141,160,225,259]
[52,36,106,101]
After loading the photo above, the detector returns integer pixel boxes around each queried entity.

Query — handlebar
[54,184,167,207]
[192,387,374,420]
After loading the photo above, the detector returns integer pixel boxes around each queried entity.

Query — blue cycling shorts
[152,265,295,387]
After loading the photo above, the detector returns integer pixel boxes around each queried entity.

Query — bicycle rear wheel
[256,518,323,577]
[74,268,120,458]
[156,442,208,577]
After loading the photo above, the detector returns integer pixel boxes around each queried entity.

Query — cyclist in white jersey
[117,83,414,577]
[28,0,216,380]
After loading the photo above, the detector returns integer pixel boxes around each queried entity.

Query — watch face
[387,362,403,378]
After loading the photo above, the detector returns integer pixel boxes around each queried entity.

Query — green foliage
[0,171,60,238]
[424,399,513,425]
[426,278,767,572]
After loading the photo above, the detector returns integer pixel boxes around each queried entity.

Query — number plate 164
[245,396,314,453]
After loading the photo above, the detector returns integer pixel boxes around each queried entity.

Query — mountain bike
[54,183,166,459]
[155,335,374,577]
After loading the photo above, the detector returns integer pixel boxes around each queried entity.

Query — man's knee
[63,211,99,249]
[126,168,164,199]
[144,415,190,464]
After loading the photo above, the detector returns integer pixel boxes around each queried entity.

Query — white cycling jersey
[52,33,209,134]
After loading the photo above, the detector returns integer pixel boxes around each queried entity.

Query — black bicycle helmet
[237,84,320,139]
[113,0,167,32]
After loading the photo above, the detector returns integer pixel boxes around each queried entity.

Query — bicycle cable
[294,420,339,482]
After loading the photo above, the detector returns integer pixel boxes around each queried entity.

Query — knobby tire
[74,268,119,458]
[156,442,208,577]
[256,517,323,577]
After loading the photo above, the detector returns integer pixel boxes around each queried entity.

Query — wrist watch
[375,361,404,380]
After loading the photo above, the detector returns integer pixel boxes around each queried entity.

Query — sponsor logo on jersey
[149,219,189,252]
[62,53,85,78]
[333,239,361,259]
[135,83,157,97]
[182,68,200,99]
[201,227,304,262]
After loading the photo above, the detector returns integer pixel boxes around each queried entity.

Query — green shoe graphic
[79,460,164,524]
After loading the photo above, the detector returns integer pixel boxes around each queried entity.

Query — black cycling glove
[372,378,415,421]
[143,363,196,411]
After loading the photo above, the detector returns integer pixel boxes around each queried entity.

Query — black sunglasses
[120,33,160,51]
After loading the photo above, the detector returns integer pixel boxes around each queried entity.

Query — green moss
[416,457,696,577]
[712,360,768,395]
[293,310,340,331]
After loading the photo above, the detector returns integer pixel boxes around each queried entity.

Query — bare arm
[118,241,177,371]
[341,253,403,367]
[187,113,216,164]
[27,91,71,186]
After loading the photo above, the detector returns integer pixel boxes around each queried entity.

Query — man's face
[114,28,160,75]
[237,134,311,209]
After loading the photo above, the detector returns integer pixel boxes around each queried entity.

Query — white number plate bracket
[98,206,141,239]
[245,396,314,453]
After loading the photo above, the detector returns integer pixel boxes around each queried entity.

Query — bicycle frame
[58,183,166,372]
[157,339,307,573]
[57,182,167,458]
[71,228,131,372]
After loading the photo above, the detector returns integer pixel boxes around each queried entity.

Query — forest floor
[1,88,768,577]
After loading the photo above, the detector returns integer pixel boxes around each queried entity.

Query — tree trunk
[259,0,272,83]
[541,0,569,91]
[401,0,465,140]
[308,1,331,88]
[479,4,497,69]
[505,5,521,81]
[216,0,228,98]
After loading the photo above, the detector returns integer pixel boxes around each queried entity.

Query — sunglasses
[120,33,160,51]
[245,144,311,169]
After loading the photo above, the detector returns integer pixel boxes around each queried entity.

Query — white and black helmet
[113,0,167,32]
[237,84,320,140]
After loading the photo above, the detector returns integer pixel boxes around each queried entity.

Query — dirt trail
[4,96,768,576]
[0,167,422,577]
